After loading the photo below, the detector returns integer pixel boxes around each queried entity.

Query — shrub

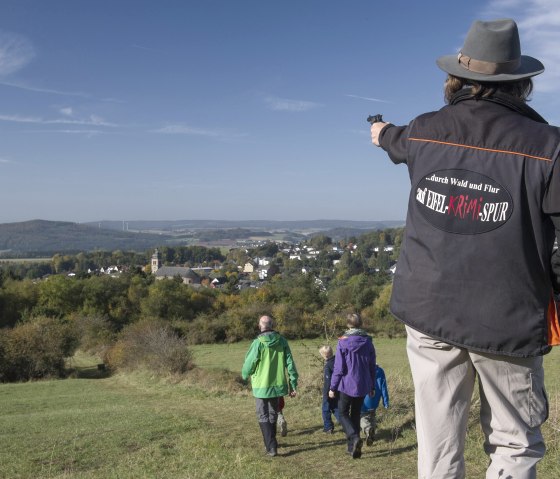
[0,278,39,328]
[105,319,193,374]
[175,314,228,345]
[222,302,271,343]
[71,314,116,355]
[362,283,406,338]
[0,316,79,382]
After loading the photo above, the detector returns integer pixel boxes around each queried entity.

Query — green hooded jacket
[241,331,298,398]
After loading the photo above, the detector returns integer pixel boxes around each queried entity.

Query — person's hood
[257,330,282,347]
[339,330,372,352]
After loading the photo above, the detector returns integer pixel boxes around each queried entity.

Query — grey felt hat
[436,19,544,82]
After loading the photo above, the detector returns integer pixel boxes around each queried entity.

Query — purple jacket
[330,330,376,397]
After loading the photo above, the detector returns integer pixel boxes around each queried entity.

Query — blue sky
[1,0,560,224]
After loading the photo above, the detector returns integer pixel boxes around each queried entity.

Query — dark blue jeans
[322,396,340,431]
[338,392,364,449]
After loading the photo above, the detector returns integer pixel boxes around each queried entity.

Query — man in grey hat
[370,19,560,478]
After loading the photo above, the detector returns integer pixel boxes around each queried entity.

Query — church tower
[151,248,161,274]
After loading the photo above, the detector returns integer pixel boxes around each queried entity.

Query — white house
[243,262,255,273]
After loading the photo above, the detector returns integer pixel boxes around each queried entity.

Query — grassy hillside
[1,340,560,478]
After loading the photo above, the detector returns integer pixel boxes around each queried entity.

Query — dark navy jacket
[380,91,560,357]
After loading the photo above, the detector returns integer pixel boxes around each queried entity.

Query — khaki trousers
[406,326,548,479]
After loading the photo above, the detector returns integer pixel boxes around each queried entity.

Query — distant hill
[0,220,175,255]
[310,227,403,242]
[85,219,404,233]
[0,219,405,256]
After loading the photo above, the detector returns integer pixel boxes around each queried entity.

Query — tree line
[0,229,404,382]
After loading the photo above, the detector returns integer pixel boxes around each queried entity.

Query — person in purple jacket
[329,313,376,459]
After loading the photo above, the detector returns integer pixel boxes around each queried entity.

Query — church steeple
[151,248,161,274]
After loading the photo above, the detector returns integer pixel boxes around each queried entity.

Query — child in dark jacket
[319,345,339,433]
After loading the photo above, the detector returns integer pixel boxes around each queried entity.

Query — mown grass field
[2,339,560,478]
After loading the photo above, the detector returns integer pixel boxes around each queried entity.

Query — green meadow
[2,339,560,479]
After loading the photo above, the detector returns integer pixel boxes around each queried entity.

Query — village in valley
[80,237,399,292]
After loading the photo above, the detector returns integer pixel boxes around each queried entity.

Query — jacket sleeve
[378,368,390,408]
[322,362,331,394]
[329,343,345,391]
[543,156,560,294]
[241,340,260,380]
[543,155,560,215]
[284,341,299,390]
[369,342,377,389]
[326,359,334,380]
[379,122,412,165]
[549,215,560,295]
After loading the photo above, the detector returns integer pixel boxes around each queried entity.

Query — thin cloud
[0,31,34,76]
[264,96,322,112]
[59,107,73,117]
[50,129,103,137]
[25,129,104,137]
[345,94,391,103]
[485,0,524,9]
[0,113,51,124]
[483,0,560,93]
[153,124,247,140]
[0,113,118,127]
[154,125,222,136]
[0,79,91,97]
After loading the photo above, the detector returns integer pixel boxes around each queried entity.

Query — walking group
[243,16,560,479]
[241,313,389,459]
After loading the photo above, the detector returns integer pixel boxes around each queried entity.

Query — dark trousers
[255,397,279,452]
[338,392,364,450]
[322,396,340,431]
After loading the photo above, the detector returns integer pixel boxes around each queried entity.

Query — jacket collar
[343,328,370,337]
[449,89,548,124]
[258,329,276,336]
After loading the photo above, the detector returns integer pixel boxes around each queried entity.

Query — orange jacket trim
[408,137,553,163]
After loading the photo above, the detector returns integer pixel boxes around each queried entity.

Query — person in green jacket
[241,315,298,457]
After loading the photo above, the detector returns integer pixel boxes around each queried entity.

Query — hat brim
[436,54,544,82]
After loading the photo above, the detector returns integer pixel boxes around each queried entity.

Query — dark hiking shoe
[352,438,363,459]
